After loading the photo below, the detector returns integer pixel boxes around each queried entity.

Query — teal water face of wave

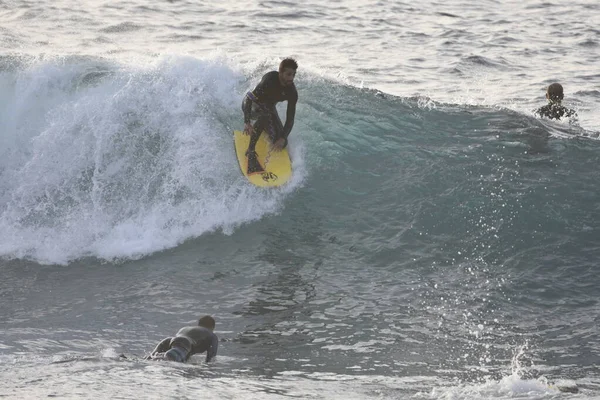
[281,87,597,396]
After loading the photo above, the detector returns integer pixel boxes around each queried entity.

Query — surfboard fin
[246,150,264,175]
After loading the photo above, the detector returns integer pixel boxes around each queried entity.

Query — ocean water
[1,0,599,399]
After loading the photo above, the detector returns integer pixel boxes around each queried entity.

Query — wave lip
[0,56,304,265]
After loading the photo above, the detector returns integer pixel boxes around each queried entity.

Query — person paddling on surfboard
[241,58,298,174]
[146,315,218,363]
[534,82,577,121]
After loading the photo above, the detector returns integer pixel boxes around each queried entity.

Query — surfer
[534,83,577,120]
[146,315,218,362]
[241,58,298,174]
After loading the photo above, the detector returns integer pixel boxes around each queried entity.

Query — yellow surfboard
[233,130,292,187]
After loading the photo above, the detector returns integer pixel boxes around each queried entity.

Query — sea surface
[1,0,599,399]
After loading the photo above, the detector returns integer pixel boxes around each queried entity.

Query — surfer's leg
[247,102,268,153]
[269,109,284,143]
[165,336,193,362]
[245,116,267,174]
[247,117,266,153]
[259,105,283,144]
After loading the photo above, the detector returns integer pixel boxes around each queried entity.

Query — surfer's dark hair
[279,58,298,72]
[547,82,564,103]
[198,315,216,330]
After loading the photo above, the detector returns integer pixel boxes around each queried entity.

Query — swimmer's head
[198,315,216,331]
[546,82,564,103]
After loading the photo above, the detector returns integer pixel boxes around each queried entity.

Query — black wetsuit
[149,326,218,363]
[535,103,576,120]
[242,70,298,152]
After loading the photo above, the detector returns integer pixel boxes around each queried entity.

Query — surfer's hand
[243,123,253,136]
[272,138,286,151]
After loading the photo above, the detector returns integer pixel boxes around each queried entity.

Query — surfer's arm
[206,334,218,362]
[282,93,298,139]
[251,71,275,101]
[242,93,254,124]
[242,72,273,123]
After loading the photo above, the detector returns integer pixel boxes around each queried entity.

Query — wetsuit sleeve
[282,90,298,139]
[242,72,273,123]
[251,72,273,101]
[242,94,253,124]
[150,337,172,356]
[206,334,218,362]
